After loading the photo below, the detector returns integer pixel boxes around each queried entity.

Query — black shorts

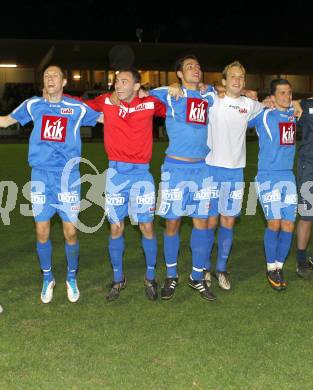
[297,160,313,221]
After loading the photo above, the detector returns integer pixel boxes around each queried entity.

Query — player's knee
[267,220,281,231]
[110,222,124,238]
[208,216,218,229]
[281,220,294,232]
[63,223,77,243]
[139,222,154,238]
[35,222,50,242]
[165,219,180,236]
[193,218,208,230]
[220,215,235,229]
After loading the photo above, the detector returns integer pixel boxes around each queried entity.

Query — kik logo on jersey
[41,115,68,142]
[279,122,296,145]
[186,98,208,124]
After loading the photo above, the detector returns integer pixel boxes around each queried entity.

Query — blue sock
[164,233,180,278]
[109,236,124,282]
[65,242,79,280]
[142,236,157,280]
[276,230,293,264]
[204,228,215,271]
[216,226,233,272]
[190,228,208,280]
[36,240,53,281]
[264,228,279,264]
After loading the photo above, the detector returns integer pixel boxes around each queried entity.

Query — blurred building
[0,38,313,100]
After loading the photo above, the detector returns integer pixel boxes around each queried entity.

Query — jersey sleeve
[82,94,108,112]
[248,99,264,121]
[80,103,101,126]
[149,96,166,118]
[248,109,264,128]
[200,85,216,106]
[150,87,169,104]
[10,99,33,126]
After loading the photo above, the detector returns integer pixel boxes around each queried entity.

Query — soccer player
[150,55,216,301]
[249,79,297,290]
[295,98,313,278]
[205,61,264,290]
[0,65,100,304]
[81,68,166,301]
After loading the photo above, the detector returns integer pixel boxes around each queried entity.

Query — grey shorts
[297,159,313,221]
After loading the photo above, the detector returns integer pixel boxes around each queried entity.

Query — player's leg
[296,159,313,277]
[139,222,158,300]
[214,167,244,290]
[62,221,80,303]
[157,161,184,299]
[188,217,216,301]
[105,166,130,301]
[265,219,282,290]
[215,215,235,290]
[276,219,294,289]
[296,220,313,278]
[32,168,56,303]
[36,220,55,303]
[56,169,81,303]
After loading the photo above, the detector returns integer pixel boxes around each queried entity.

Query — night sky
[2,1,313,48]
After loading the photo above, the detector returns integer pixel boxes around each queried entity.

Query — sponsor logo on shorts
[162,189,183,201]
[186,98,208,124]
[285,194,297,204]
[105,194,125,206]
[58,191,79,203]
[61,108,74,115]
[136,193,155,205]
[193,188,215,200]
[262,189,281,203]
[70,204,80,212]
[41,115,67,142]
[279,122,296,145]
[230,189,244,200]
[31,192,45,204]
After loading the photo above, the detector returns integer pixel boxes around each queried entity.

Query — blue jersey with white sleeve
[249,108,296,172]
[151,86,215,158]
[11,95,99,171]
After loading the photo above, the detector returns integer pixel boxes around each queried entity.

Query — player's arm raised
[0,114,18,128]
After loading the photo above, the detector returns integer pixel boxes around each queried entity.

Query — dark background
[2,1,312,47]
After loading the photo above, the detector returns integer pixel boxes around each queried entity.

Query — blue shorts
[157,158,212,220]
[105,161,155,224]
[255,171,297,222]
[31,168,81,223]
[207,166,244,217]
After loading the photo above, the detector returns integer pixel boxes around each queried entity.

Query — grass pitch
[1,141,313,389]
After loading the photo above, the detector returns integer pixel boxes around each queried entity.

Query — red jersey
[84,93,165,164]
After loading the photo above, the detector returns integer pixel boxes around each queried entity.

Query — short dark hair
[116,67,141,84]
[174,54,199,73]
[42,64,65,78]
[270,79,292,95]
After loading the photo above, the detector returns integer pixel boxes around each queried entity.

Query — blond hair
[222,61,246,80]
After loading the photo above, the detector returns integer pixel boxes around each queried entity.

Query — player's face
[114,72,140,102]
[177,59,202,88]
[43,66,65,96]
[272,84,292,110]
[224,66,245,98]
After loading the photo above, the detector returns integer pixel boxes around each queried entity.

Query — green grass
[1,141,313,389]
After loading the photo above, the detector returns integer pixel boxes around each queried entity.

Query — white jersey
[206,95,263,168]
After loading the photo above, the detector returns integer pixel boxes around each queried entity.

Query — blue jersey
[249,108,296,172]
[151,86,215,159]
[11,95,99,171]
